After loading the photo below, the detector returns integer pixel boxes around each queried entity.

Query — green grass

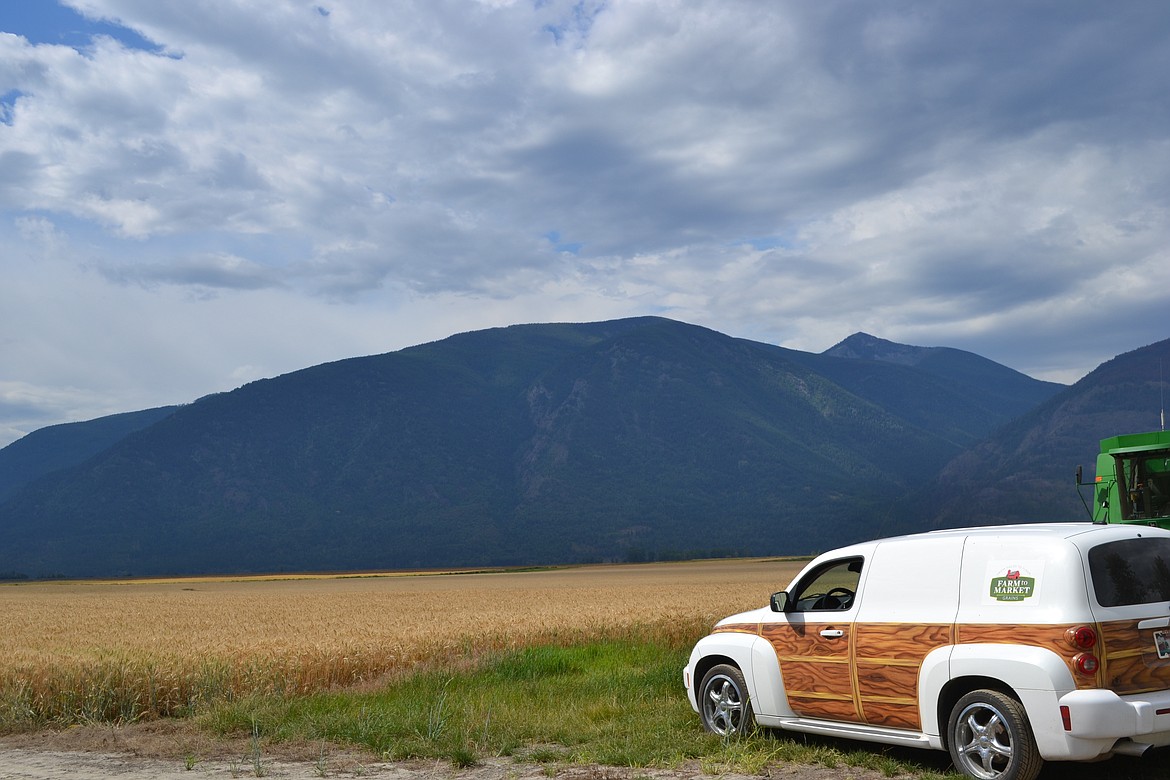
[200,640,961,777]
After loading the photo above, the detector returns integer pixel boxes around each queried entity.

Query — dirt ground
[0,723,893,780]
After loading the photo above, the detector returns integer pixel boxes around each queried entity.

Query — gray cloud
[99,252,286,292]
[1,0,1169,444]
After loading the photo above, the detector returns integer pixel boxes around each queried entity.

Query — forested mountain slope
[0,317,1065,577]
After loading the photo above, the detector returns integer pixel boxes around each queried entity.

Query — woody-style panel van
[684,523,1170,780]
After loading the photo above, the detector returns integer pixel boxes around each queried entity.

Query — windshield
[1115,451,1170,521]
[1088,537,1170,607]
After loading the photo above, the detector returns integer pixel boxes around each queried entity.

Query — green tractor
[1078,430,1170,528]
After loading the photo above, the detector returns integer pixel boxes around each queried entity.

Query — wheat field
[0,558,806,728]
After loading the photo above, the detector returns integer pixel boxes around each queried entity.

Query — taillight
[1066,625,1098,650]
[1073,652,1100,676]
[1066,625,1100,678]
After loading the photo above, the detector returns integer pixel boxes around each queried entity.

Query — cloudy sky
[2,1,1169,446]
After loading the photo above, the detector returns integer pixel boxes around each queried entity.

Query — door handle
[819,629,844,639]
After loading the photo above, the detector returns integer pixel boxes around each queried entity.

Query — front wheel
[947,689,1043,780]
[698,664,753,736]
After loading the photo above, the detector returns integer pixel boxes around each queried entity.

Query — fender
[948,643,1078,758]
[688,630,795,721]
[949,642,1075,691]
[687,632,771,712]
[917,644,954,747]
[748,631,792,719]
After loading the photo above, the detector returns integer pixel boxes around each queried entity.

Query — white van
[684,523,1170,780]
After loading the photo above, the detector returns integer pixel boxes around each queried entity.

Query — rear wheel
[947,689,1043,780]
[699,664,753,736]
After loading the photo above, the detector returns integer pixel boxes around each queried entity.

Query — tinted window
[1088,538,1170,607]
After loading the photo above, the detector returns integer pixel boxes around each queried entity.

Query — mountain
[0,317,1064,578]
[918,337,1170,528]
[0,406,178,502]
[813,333,1065,448]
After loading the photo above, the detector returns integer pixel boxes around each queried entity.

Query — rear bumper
[1055,688,1170,757]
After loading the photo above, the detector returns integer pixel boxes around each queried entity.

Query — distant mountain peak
[823,332,936,366]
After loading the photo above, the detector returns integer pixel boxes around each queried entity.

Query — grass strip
[200,640,959,777]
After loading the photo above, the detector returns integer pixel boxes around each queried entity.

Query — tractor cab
[1079,431,1170,528]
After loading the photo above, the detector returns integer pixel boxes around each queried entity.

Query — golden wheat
[0,558,805,727]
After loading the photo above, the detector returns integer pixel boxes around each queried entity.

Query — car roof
[921,522,1170,542]
[816,522,1170,561]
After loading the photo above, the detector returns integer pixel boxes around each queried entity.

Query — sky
[2,1,1169,447]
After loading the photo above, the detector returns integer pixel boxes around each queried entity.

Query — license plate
[1156,630,1170,660]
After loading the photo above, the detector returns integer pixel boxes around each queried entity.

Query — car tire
[947,689,1043,780]
[698,664,753,736]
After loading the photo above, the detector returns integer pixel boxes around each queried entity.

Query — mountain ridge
[0,406,179,503]
[919,336,1170,529]
[0,317,1068,577]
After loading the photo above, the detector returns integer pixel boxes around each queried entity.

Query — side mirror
[1076,465,1083,486]
[770,591,791,613]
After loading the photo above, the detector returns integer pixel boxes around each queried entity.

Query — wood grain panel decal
[762,622,859,722]
[1099,619,1170,695]
[956,623,1099,689]
[712,623,759,636]
[853,623,951,729]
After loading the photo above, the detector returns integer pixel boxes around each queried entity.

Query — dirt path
[0,725,894,780]
[0,748,888,780]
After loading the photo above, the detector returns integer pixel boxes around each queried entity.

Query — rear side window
[1088,538,1170,607]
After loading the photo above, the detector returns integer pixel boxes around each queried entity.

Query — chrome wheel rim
[953,700,1014,779]
[702,673,745,735]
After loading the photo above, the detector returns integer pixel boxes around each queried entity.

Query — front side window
[1088,538,1170,607]
[791,557,863,611]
